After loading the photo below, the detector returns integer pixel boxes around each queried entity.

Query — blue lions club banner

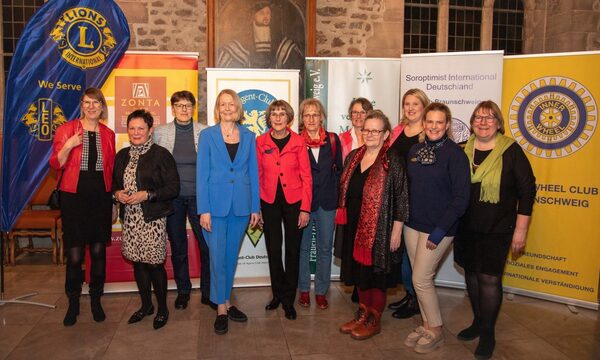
[1,0,129,231]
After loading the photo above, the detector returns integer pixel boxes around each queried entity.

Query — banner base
[433,280,598,311]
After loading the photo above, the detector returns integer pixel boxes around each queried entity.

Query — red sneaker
[315,294,328,309]
[298,292,310,307]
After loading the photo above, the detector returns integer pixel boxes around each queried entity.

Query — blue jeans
[166,195,210,297]
[298,207,335,295]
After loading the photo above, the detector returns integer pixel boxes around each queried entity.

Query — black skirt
[454,230,512,276]
[60,170,112,249]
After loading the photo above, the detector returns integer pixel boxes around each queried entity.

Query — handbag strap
[54,170,64,191]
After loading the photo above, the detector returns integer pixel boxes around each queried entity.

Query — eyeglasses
[351,111,366,116]
[473,115,496,123]
[361,129,385,136]
[270,112,287,118]
[302,113,320,119]
[174,103,194,110]
[82,100,101,107]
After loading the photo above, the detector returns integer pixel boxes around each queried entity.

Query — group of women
[335,90,535,360]
[51,86,535,359]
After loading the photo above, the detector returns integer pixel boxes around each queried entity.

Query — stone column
[437,0,449,52]
[481,0,495,50]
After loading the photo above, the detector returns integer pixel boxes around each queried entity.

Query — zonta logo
[50,7,117,69]
[120,83,160,107]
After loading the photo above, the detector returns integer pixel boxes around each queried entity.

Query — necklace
[222,124,235,138]
[81,119,99,132]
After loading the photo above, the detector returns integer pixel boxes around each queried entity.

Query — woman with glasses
[454,101,535,359]
[50,87,115,326]
[338,110,408,340]
[403,103,470,354]
[257,99,312,320]
[197,89,261,334]
[340,97,373,161]
[153,91,214,311]
[297,99,342,310]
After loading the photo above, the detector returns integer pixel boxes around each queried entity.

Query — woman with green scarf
[454,100,536,360]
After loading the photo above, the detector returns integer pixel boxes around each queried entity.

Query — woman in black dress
[455,100,536,359]
[49,88,115,326]
[337,110,408,340]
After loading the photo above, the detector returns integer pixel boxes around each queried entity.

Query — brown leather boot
[339,303,367,334]
[350,307,382,340]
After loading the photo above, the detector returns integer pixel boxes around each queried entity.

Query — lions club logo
[508,76,597,158]
[21,99,67,141]
[50,7,117,69]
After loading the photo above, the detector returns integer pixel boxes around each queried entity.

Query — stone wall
[116,0,209,120]
[315,0,390,57]
[540,0,600,53]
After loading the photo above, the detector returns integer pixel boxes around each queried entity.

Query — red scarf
[301,127,326,148]
[336,144,389,266]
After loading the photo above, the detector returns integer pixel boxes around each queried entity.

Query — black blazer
[307,132,343,211]
[112,143,180,222]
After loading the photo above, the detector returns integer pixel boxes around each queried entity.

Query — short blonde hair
[299,98,327,129]
[214,89,244,123]
[423,102,453,140]
[364,109,392,144]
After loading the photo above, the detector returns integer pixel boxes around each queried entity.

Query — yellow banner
[501,52,600,304]
[100,52,198,149]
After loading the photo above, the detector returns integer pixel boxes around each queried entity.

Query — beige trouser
[403,225,454,328]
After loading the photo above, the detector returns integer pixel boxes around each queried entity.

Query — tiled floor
[1,254,598,360]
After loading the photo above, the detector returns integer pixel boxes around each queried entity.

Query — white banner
[206,68,300,286]
[305,57,402,133]
[400,51,504,288]
[400,51,504,143]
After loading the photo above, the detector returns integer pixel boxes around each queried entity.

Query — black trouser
[261,194,303,307]
[65,243,105,299]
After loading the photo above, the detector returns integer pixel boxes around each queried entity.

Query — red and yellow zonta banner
[502,52,600,307]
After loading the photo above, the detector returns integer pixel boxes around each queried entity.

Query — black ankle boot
[391,294,419,319]
[63,297,80,326]
[91,296,106,322]
[474,330,495,359]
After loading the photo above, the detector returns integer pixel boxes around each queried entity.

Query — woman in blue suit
[197,89,261,335]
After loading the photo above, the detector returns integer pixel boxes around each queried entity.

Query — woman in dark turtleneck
[153,91,213,311]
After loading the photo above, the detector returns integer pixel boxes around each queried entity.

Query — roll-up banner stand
[84,51,200,293]
[501,52,599,310]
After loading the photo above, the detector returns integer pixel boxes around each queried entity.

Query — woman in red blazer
[256,99,312,320]
[49,87,116,327]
